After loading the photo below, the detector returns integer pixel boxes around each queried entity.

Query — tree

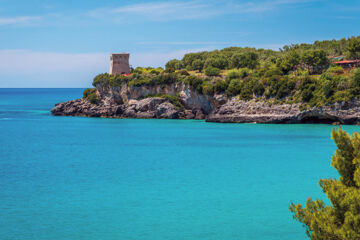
[290,128,360,240]
[231,52,259,69]
[347,37,360,59]
[301,49,329,73]
[226,79,242,96]
[165,59,182,70]
[353,68,360,87]
[279,50,300,73]
[205,66,221,76]
[204,55,228,69]
[192,59,204,71]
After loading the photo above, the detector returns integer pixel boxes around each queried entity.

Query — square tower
[109,53,130,75]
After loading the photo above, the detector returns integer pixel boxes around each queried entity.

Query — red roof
[334,60,360,64]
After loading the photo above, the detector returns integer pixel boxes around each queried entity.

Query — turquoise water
[1,88,359,240]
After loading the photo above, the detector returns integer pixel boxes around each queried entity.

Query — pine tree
[290,128,360,240]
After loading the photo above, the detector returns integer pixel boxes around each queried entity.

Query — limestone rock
[51,83,360,124]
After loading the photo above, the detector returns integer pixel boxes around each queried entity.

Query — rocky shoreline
[51,82,360,124]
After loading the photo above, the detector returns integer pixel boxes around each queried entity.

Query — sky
[0,0,360,87]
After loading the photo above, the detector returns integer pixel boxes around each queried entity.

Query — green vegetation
[93,36,360,106]
[141,93,184,110]
[83,88,100,105]
[290,128,360,240]
[205,66,221,76]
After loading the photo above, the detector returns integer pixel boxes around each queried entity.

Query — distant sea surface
[1,88,359,240]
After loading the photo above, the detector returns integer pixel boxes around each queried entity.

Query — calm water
[0,88,358,240]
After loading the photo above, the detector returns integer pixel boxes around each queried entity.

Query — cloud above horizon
[0,16,41,26]
[87,0,318,23]
[0,0,335,28]
[0,49,208,87]
[1,0,358,87]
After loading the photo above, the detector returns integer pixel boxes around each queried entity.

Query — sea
[0,88,358,240]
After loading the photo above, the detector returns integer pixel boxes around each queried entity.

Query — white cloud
[0,16,41,26]
[0,50,108,87]
[0,50,108,74]
[231,0,319,13]
[137,41,241,45]
[112,1,217,20]
[0,0,320,27]
[87,0,319,23]
[88,1,220,22]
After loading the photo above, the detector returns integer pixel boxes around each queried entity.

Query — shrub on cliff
[165,59,183,70]
[290,128,360,240]
[214,78,228,93]
[178,69,190,76]
[205,67,221,76]
[109,75,129,87]
[201,82,214,95]
[279,50,300,73]
[192,59,204,71]
[301,49,329,73]
[226,70,241,83]
[83,88,100,105]
[226,79,242,96]
[184,75,205,92]
[204,56,228,69]
[83,88,96,98]
[93,73,110,86]
[230,52,259,69]
[327,65,344,75]
[352,68,360,87]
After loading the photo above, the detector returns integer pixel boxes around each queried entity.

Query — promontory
[52,36,360,124]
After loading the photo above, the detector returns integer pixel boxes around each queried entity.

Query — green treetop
[290,128,360,240]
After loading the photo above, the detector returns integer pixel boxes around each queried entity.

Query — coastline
[51,83,360,124]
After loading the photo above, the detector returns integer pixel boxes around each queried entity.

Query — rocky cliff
[51,82,360,124]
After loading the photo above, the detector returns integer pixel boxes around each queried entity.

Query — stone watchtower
[109,53,130,75]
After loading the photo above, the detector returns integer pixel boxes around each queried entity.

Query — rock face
[51,82,360,124]
[207,99,360,124]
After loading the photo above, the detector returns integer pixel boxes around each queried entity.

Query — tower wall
[109,53,130,75]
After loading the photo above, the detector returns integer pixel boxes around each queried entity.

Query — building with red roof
[334,60,360,69]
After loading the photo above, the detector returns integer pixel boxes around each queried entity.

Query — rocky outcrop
[51,97,205,120]
[206,98,360,124]
[51,82,360,124]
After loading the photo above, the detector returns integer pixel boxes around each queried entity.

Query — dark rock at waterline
[51,83,360,124]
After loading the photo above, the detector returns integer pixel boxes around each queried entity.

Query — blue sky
[1,0,360,87]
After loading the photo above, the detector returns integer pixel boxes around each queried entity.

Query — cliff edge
[51,81,360,124]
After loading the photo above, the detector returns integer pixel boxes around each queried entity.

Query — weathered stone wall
[109,53,130,75]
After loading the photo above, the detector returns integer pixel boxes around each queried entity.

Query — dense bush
[165,59,182,70]
[83,88,100,105]
[214,78,228,93]
[353,68,360,87]
[191,59,204,71]
[231,52,259,69]
[178,69,190,76]
[327,65,344,74]
[205,67,221,76]
[93,73,111,86]
[201,82,214,95]
[226,79,242,96]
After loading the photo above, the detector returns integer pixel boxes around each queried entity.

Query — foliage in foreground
[290,128,360,240]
